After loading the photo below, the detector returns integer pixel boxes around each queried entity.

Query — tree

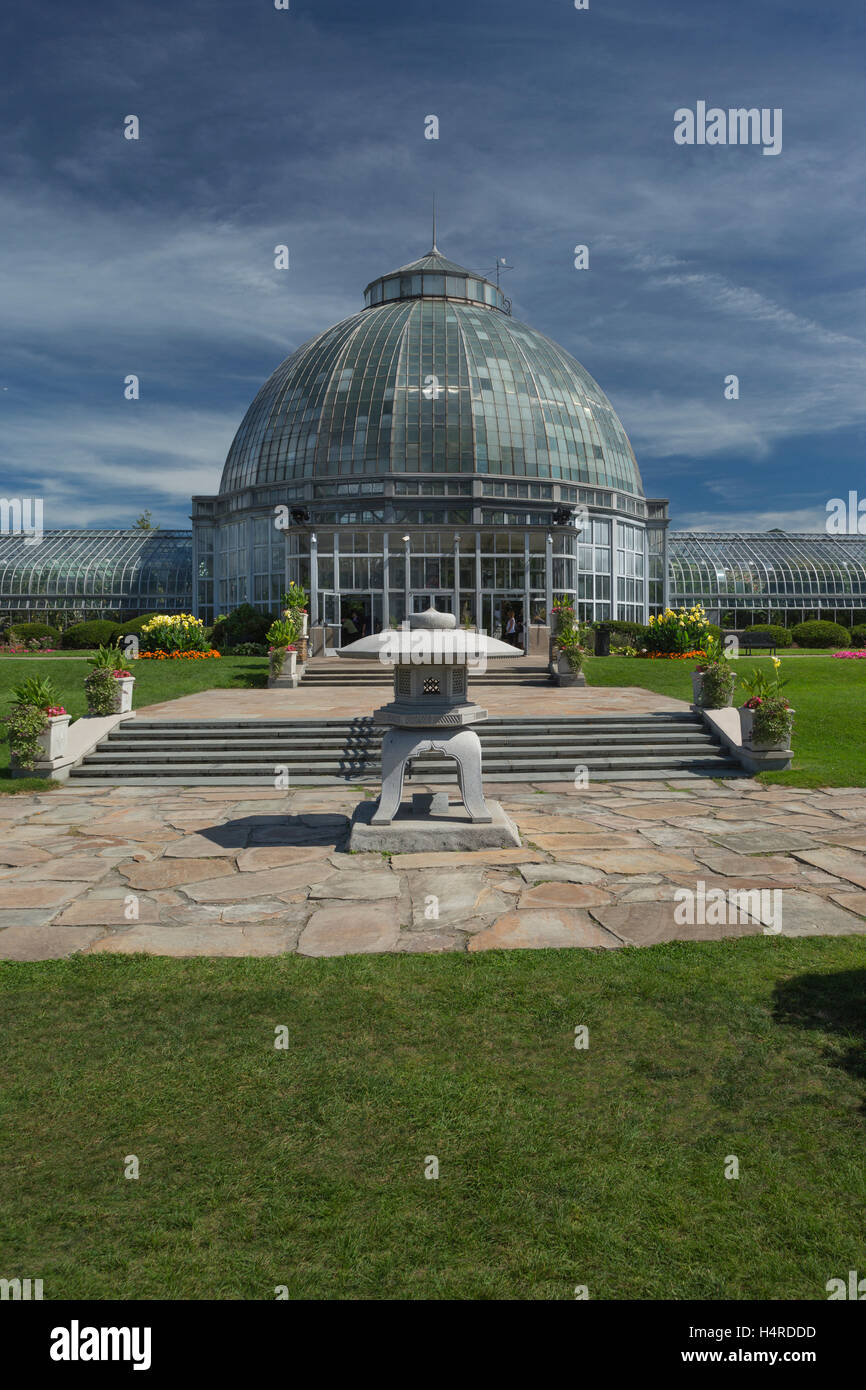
[134,511,159,531]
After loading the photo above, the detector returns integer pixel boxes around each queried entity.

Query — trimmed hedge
[61,619,123,650]
[9,621,62,646]
[743,623,793,648]
[850,624,866,647]
[791,620,851,649]
[211,603,275,652]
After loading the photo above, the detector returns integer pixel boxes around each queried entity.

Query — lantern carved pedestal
[339,606,522,852]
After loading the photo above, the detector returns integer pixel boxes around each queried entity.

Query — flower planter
[113,675,135,715]
[553,652,586,687]
[36,713,70,763]
[692,672,734,709]
[268,647,299,688]
[738,705,794,751]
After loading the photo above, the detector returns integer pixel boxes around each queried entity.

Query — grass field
[585,653,866,787]
[0,650,863,791]
[0,655,268,792]
[2,939,864,1300]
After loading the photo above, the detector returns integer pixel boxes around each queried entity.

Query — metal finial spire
[431,195,438,252]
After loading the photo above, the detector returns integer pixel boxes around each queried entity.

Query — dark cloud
[1,0,863,529]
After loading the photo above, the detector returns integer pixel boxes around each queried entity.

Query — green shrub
[743,624,793,648]
[850,624,866,647]
[791,620,850,649]
[9,621,61,647]
[600,620,645,637]
[697,662,737,709]
[212,604,275,652]
[62,619,123,650]
[115,613,164,637]
[84,667,118,716]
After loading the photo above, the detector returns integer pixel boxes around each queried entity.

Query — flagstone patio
[133,674,692,720]
[2,777,866,959]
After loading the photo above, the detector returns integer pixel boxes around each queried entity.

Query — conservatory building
[192,245,668,640]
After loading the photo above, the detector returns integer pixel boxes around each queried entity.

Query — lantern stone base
[348,796,521,853]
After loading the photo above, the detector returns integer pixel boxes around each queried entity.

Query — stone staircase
[70,712,745,784]
[300,658,547,685]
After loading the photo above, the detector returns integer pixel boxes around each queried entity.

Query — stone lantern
[339,606,520,849]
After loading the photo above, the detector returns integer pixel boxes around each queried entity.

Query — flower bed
[645,605,712,655]
[139,614,211,654]
[639,649,707,661]
[0,644,58,655]
[832,649,866,659]
[138,649,221,660]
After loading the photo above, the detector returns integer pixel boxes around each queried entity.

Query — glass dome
[219,248,644,498]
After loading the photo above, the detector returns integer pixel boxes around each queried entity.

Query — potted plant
[85,646,136,715]
[266,616,299,686]
[4,675,69,770]
[692,637,736,708]
[550,598,575,636]
[737,660,794,750]
[552,621,590,686]
[282,582,310,638]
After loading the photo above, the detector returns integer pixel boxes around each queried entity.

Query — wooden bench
[740,633,777,654]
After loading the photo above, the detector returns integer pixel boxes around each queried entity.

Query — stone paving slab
[0,778,865,958]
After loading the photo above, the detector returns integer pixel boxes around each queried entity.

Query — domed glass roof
[219,248,644,497]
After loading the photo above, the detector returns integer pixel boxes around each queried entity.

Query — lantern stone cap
[338,604,516,661]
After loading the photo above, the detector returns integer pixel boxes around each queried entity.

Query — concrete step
[104,728,717,750]
[71,710,738,784]
[69,767,747,787]
[83,742,720,766]
[73,751,734,776]
[121,714,702,732]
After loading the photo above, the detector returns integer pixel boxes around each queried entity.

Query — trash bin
[595,623,611,657]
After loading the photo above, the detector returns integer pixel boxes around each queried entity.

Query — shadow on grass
[774,969,866,1108]
[232,661,269,689]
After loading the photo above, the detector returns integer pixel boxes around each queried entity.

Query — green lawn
[2,940,864,1300]
[1,650,863,791]
[0,655,268,792]
[586,653,866,787]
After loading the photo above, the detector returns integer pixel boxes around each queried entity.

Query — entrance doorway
[481,592,526,650]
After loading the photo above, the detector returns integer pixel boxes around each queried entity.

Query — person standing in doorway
[505,609,517,645]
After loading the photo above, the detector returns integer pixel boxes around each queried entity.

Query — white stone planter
[268,647,299,688]
[113,675,135,714]
[553,652,586,687]
[37,713,70,763]
[738,705,794,751]
[692,671,734,709]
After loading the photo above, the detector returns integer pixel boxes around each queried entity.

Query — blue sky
[1,0,864,531]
